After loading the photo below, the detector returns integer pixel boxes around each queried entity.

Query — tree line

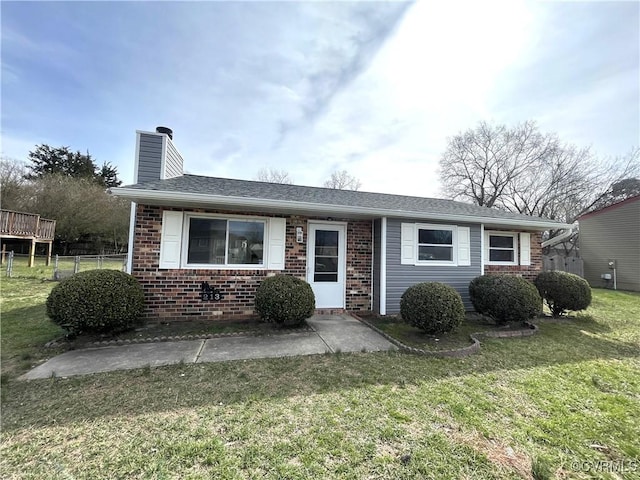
[0,145,130,255]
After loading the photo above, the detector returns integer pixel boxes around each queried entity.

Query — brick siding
[132,205,372,321]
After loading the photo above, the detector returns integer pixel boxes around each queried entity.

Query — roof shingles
[120,175,561,225]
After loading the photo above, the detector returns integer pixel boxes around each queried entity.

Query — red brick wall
[346,220,373,311]
[132,205,372,321]
[484,232,543,281]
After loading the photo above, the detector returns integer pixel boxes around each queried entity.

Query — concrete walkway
[21,314,396,380]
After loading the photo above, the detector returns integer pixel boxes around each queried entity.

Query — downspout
[541,223,578,249]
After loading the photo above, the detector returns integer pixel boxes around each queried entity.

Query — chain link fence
[3,251,127,280]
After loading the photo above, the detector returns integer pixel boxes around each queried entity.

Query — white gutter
[541,223,578,248]
[111,188,572,231]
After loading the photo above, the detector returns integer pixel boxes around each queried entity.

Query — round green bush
[400,282,465,334]
[255,275,315,326]
[469,274,542,325]
[534,271,592,317]
[46,270,145,335]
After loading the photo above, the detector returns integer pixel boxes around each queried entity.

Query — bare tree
[323,170,362,191]
[254,168,293,184]
[502,144,595,219]
[439,121,557,207]
[582,147,640,213]
[0,157,29,210]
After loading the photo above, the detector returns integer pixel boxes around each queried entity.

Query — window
[314,229,339,282]
[400,223,469,266]
[487,232,517,264]
[186,217,265,266]
[417,226,455,263]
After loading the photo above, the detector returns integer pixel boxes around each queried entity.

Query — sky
[2,0,639,198]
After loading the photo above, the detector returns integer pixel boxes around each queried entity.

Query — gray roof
[116,174,563,226]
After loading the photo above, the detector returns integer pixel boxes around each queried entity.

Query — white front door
[307,223,346,309]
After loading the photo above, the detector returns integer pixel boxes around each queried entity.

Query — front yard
[1,277,639,479]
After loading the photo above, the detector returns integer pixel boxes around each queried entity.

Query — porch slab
[307,314,397,353]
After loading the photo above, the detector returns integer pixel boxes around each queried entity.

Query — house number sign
[200,282,224,302]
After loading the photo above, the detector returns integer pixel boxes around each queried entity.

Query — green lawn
[2,254,126,281]
[1,278,639,479]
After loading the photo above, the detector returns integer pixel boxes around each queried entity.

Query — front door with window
[307,223,346,309]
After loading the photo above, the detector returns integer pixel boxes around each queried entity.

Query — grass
[363,313,531,351]
[2,254,125,281]
[0,277,64,378]
[1,279,639,479]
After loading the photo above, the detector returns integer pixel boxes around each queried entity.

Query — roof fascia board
[111,188,571,230]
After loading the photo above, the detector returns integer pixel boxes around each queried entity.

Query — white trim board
[380,217,387,315]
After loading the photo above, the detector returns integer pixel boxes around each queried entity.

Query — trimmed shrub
[469,274,542,325]
[46,270,145,335]
[534,271,592,317]
[255,275,315,326]
[400,282,465,334]
[467,274,495,318]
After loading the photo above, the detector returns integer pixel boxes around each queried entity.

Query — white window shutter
[484,232,491,265]
[520,232,531,266]
[159,211,183,269]
[458,226,471,266]
[267,217,286,270]
[400,223,416,265]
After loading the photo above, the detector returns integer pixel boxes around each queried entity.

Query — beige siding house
[579,195,640,292]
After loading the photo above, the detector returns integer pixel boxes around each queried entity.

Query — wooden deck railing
[0,210,56,240]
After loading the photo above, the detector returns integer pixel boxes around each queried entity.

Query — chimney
[134,127,184,183]
[155,126,173,140]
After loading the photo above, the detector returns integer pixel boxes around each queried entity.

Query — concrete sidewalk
[21,314,396,380]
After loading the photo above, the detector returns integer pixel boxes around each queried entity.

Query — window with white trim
[416,224,457,265]
[400,223,470,267]
[186,217,265,267]
[486,232,518,265]
[418,226,453,262]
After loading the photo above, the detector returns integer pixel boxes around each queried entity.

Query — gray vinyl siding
[373,219,382,314]
[165,138,184,179]
[385,218,482,313]
[137,133,163,183]
[580,198,640,292]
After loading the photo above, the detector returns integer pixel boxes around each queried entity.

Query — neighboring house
[111,128,570,321]
[578,195,640,292]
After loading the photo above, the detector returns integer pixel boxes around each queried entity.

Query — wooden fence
[542,255,584,277]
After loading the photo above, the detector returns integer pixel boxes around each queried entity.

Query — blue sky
[2,1,638,197]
